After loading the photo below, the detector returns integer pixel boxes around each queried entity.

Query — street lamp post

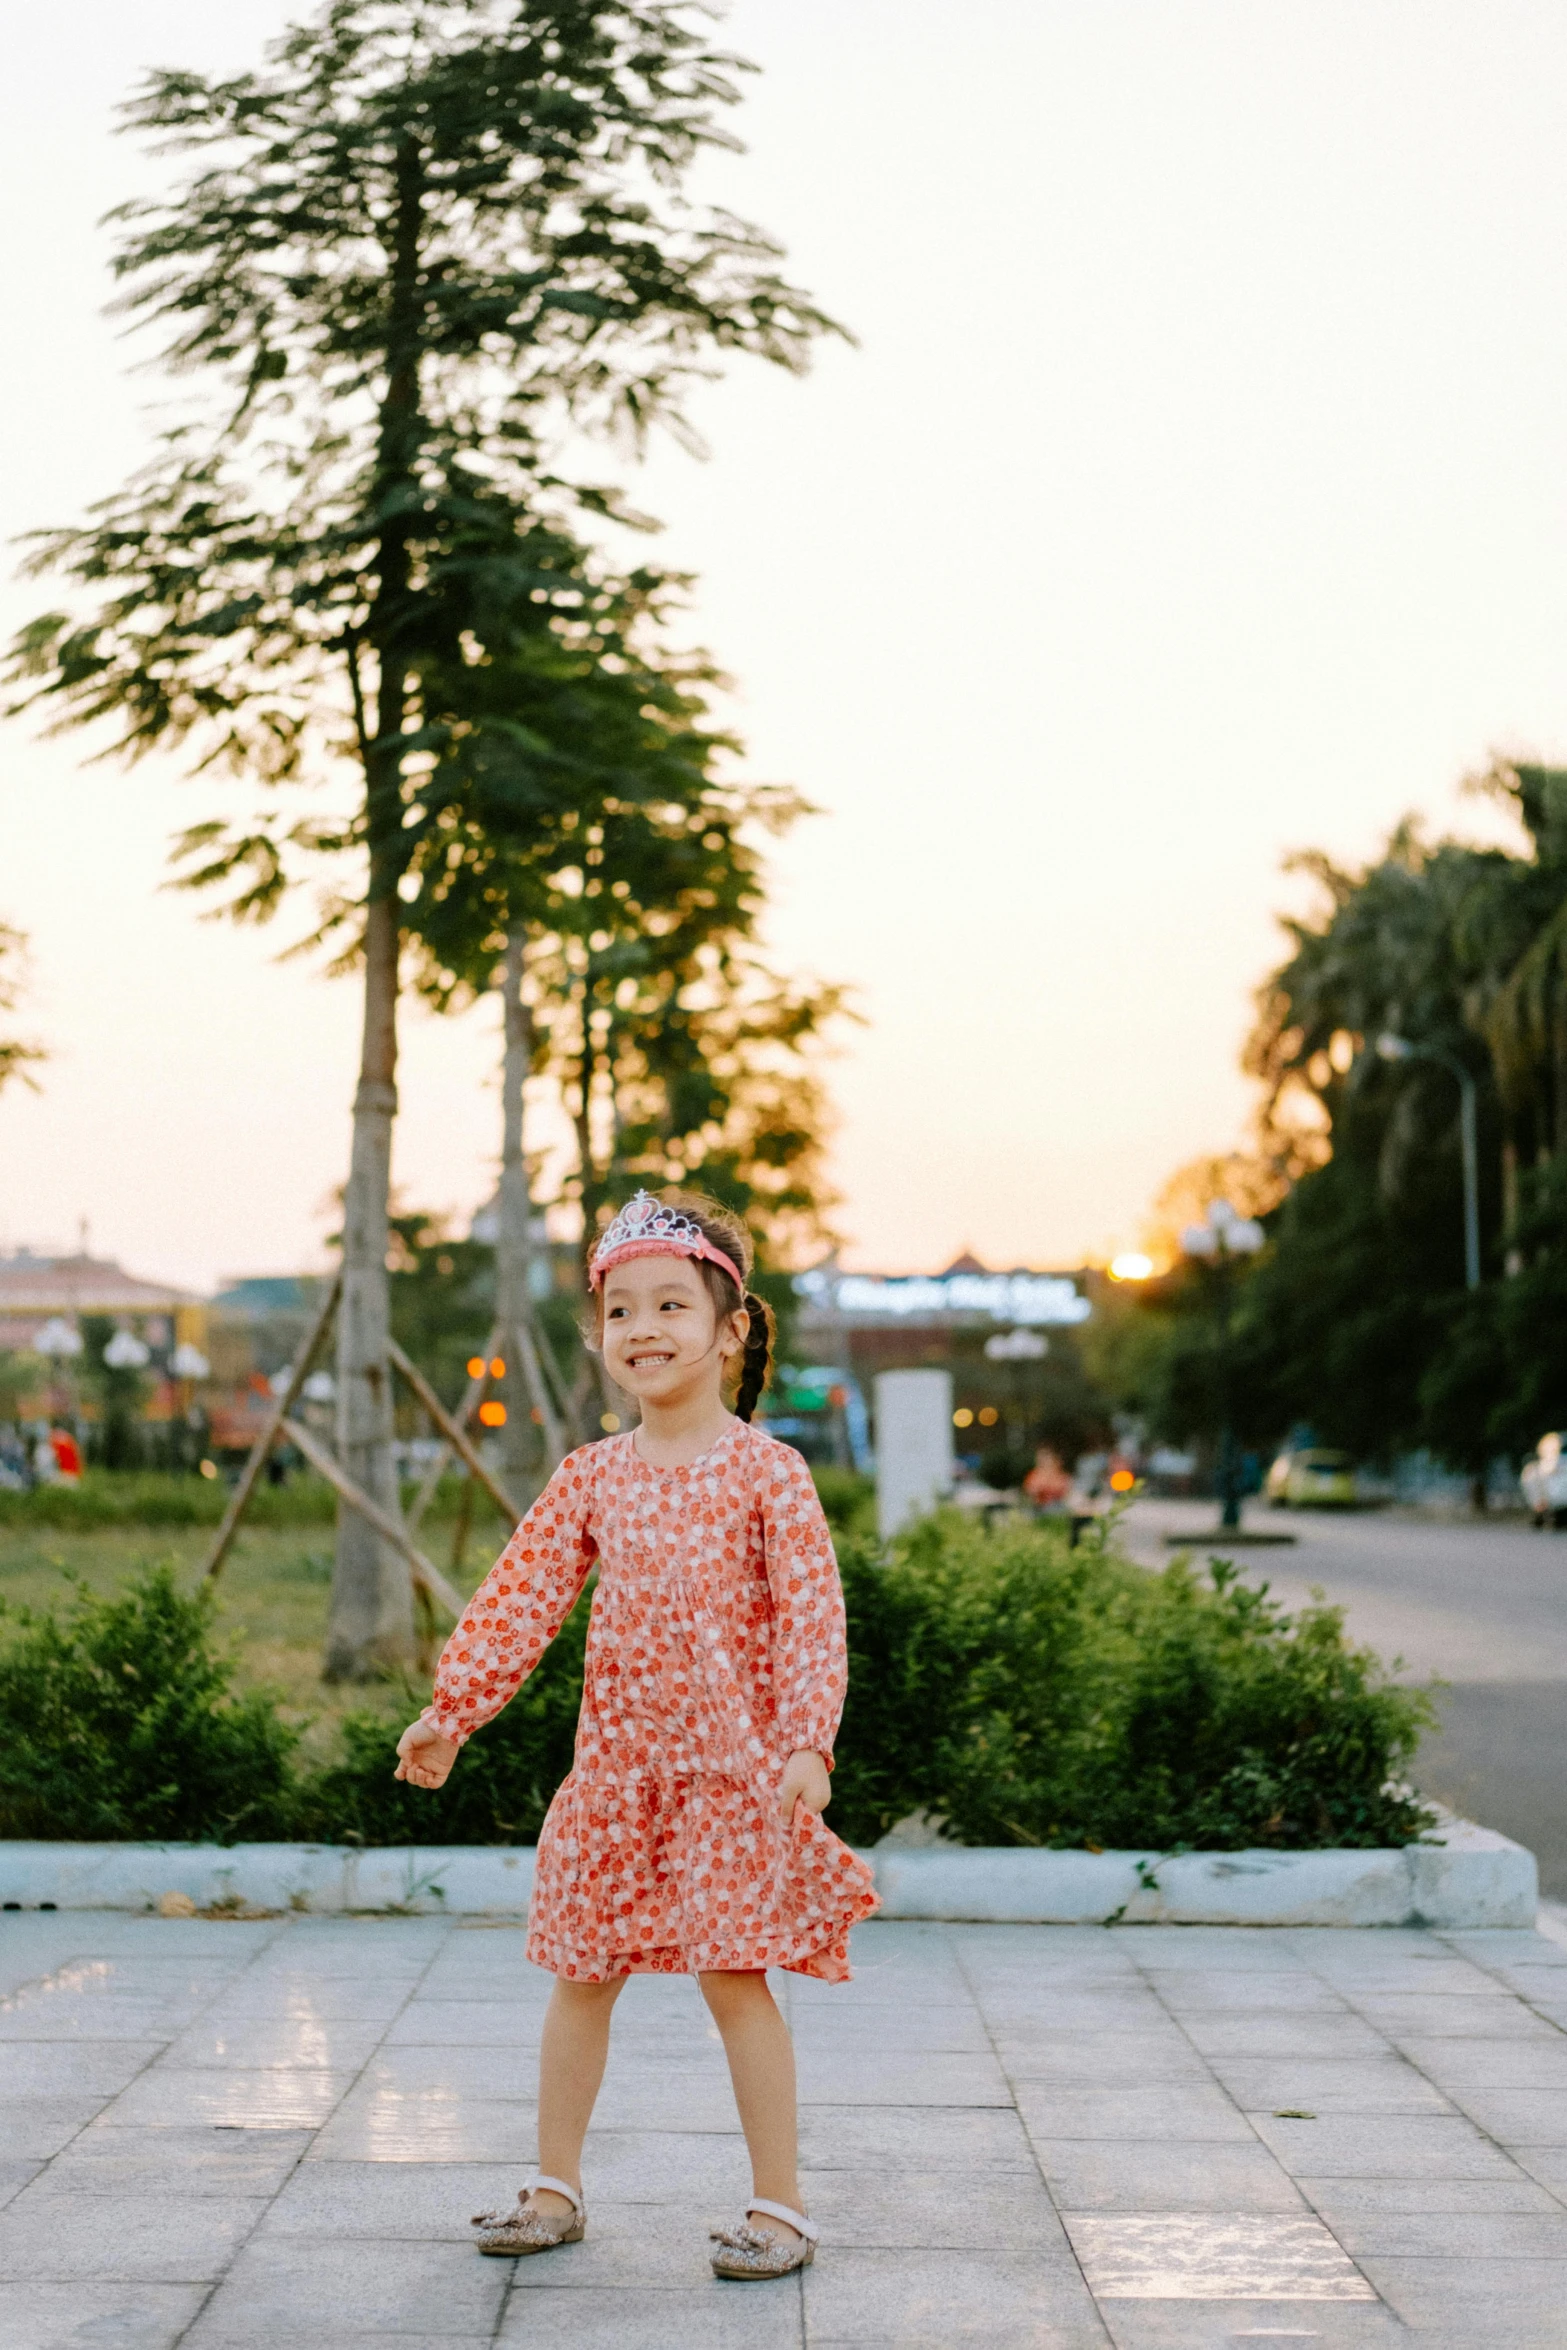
[1375,1034,1480,1292]
[1179,1201,1266,1530]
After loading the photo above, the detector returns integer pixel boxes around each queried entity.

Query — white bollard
[875,1367,955,1541]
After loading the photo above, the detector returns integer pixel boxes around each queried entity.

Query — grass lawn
[0,1491,516,1765]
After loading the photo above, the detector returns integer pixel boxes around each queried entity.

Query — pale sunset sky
[3,2,1566,1290]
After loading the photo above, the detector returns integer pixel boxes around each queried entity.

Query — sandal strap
[747,2197,818,2243]
[527,2174,583,2218]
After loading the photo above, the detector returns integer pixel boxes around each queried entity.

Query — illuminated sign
[793,1270,1090,1326]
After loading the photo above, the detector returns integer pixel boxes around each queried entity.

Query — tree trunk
[323,130,425,1680]
[495,926,542,1492]
[325,895,414,1678]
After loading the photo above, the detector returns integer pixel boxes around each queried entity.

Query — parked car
[1265,1448,1357,1508]
[1521,1433,1567,1529]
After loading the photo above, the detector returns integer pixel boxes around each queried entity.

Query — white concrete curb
[0,1816,1536,1928]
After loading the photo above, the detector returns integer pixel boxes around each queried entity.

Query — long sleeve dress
[422,1418,880,1983]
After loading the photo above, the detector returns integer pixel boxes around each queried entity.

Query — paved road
[6,1908,1567,2345]
[1123,1500,1567,1896]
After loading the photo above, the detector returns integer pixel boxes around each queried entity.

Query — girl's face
[599,1253,747,1411]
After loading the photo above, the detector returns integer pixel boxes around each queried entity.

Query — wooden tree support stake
[405,1325,499,1533]
[201,1270,343,1585]
[387,1338,523,1528]
[514,1317,566,1464]
[280,1416,464,1620]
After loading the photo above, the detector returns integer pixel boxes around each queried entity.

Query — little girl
[394,1190,879,2280]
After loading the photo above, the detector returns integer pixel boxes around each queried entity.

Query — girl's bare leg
[531,1976,625,2217]
[699,1969,804,2243]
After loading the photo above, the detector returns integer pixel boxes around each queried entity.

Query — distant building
[0,1248,203,1355]
[769,1254,1096,1472]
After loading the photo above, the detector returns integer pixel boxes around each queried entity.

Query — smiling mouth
[627,1350,676,1370]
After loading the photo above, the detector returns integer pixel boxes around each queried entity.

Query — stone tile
[1324,2207,1567,2257]
[161,2018,388,2071]
[0,2097,107,2159]
[991,2033,1212,2085]
[1063,2211,1375,2300]
[802,2245,1108,2345]
[1168,2014,1393,2062]
[1442,2085,1567,2144]
[0,2161,41,2209]
[1098,2299,1409,2348]
[1396,2035,1567,2089]
[797,2165,1067,2251]
[1134,1932,1310,1972]
[1299,1958,1498,1998]
[787,2004,995,2054]
[184,2235,507,2337]
[1251,2111,1525,2180]
[204,1978,413,2022]
[1028,2140,1305,2214]
[1358,2253,1567,2330]
[0,2187,265,2280]
[46,2124,312,2196]
[0,1995,193,2041]
[108,2065,356,2130]
[496,2284,805,2348]
[798,2103,1038,2173]
[1513,2146,1567,2200]
[1299,2174,1563,2218]
[0,2280,206,2348]
[308,2092,539,2162]
[1354,1993,1562,2040]
[1208,2058,1451,2116]
[580,2127,748,2203]
[383,1999,549,2045]
[0,2039,162,2095]
[357,2044,542,2097]
[488,2216,703,2291]
[1150,1974,1349,2016]
[1014,2084,1255,2143]
[260,2160,531,2238]
[973,1995,1176,2033]
[795,2048,1012,2107]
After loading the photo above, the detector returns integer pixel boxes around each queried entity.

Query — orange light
[600,1412,621,1432]
[1109,1468,1136,1492]
[1109,1252,1154,1283]
[489,1356,506,1377]
[478,1400,507,1428]
[978,1406,999,1427]
[953,1407,974,1428]
[466,1356,486,1379]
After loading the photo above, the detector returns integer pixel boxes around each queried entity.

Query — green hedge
[0,1470,336,1530]
[0,1518,1437,1851]
[0,1468,501,1531]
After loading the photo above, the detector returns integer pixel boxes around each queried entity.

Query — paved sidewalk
[3,1913,1567,2347]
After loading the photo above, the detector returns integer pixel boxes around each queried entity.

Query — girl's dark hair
[590,1189,776,1423]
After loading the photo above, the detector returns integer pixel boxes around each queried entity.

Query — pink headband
[589,1191,745,1294]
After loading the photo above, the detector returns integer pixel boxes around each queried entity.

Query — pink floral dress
[423,1419,880,1982]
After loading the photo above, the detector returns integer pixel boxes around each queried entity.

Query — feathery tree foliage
[4,1,839,1674]
[1111,766,1567,1492]
[0,925,45,1098]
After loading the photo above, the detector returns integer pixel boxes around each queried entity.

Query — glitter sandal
[710,2197,819,2279]
[472,2173,585,2257]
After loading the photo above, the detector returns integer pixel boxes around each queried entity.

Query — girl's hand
[779,1749,831,1827]
[395,1718,459,1790]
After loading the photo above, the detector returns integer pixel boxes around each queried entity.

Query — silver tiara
[589,1191,744,1288]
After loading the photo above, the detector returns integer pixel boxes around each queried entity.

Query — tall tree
[6,1,837,1676]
